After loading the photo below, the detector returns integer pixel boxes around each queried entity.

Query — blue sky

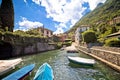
[0,0,106,34]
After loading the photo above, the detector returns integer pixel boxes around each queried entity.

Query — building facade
[75,25,90,44]
[109,16,120,26]
[38,27,53,37]
[56,33,68,42]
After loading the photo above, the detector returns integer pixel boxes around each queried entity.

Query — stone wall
[90,48,120,66]
[78,45,120,71]
[12,42,55,56]
[0,32,55,59]
[13,42,55,57]
[92,46,120,53]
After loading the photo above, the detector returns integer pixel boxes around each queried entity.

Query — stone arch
[0,41,13,59]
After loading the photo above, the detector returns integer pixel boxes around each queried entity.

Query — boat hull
[2,64,35,80]
[67,50,78,53]
[34,63,54,80]
[68,56,95,66]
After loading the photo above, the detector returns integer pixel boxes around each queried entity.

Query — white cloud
[23,0,27,3]
[40,0,86,34]
[32,0,42,5]
[53,24,64,34]
[32,0,106,34]
[85,0,106,10]
[53,23,67,34]
[18,17,43,31]
[53,27,64,34]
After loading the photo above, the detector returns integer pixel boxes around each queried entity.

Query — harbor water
[1,50,120,80]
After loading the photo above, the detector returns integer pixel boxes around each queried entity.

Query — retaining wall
[78,45,120,72]
[0,33,55,59]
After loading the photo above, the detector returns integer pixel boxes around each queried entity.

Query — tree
[105,38,120,47]
[0,0,14,32]
[52,35,60,42]
[98,24,107,34]
[26,29,41,36]
[82,30,97,44]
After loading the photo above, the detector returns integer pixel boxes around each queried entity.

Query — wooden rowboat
[34,63,54,80]
[2,64,35,80]
[68,56,95,66]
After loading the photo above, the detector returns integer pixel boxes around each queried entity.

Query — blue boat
[34,63,54,80]
[2,64,35,80]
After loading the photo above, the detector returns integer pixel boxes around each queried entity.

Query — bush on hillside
[56,43,63,49]
[105,38,120,47]
[51,42,62,49]
[82,30,97,44]
[62,39,72,46]
[62,42,72,46]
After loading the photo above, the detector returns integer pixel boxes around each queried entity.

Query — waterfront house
[38,27,53,37]
[80,25,90,32]
[75,25,90,44]
[109,16,120,26]
[75,27,82,44]
[56,33,68,42]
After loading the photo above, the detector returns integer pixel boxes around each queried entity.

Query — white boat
[68,56,95,66]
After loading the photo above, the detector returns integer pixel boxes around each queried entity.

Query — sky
[0,0,106,34]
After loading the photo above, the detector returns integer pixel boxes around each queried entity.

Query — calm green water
[1,50,120,80]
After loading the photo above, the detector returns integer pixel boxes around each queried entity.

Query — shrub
[105,38,120,47]
[51,42,62,49]
[56,43,62,49]
[62,41,72,46]
[82,30,97,43]
[62,39,72,46]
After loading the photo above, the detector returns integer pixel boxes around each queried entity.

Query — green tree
[26,29,41,36]
[105,38,120,47]
[52,35,60,42]
[82,30,97,43]
[0,0,14,32]
[98,23,107,34]
[14,30,26,35]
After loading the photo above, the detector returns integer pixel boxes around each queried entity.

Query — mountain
[67,0,120,34]
[96,3,103,8]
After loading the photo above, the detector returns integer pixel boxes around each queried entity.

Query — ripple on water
[52,50,108,80]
